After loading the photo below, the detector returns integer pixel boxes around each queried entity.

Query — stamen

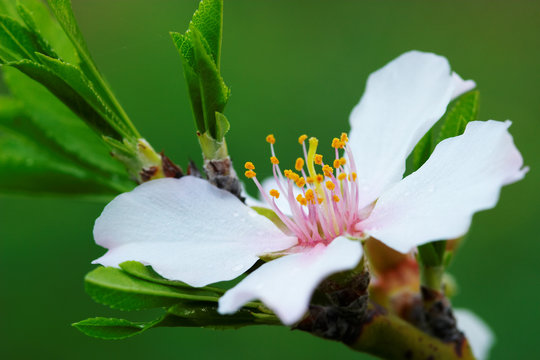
[325,181,335,191]
[322,165,333,177]
[249,132,362,245]
[295,157,304,171]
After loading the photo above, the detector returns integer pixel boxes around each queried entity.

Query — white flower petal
[218,237,363,325]
[451,72,476,100]
[348,50,458,208]
[93,176,297,287]
[455,309,495,360]
[362,120,527,253]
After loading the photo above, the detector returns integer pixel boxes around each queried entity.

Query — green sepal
[251,206,289,234]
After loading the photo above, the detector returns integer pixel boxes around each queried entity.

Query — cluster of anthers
[245,133,362,246]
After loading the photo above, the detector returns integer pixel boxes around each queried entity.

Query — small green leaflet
[171,0,230,141]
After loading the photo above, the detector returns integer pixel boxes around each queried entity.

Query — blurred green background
[1,0,538,359]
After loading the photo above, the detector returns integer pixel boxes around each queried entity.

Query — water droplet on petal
[232,264,243,272]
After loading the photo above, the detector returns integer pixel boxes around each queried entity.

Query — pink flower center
[245,133,362,246]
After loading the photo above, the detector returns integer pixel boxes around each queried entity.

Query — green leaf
[7,58,125,140]
[0,14,44,62]
[173,0,222,68]
[17,0,79,64]
[47,0,139,138]
[436,90,479,144]
[166,302,279,329]
[191,28,230,139]
[46,0,93,64]
[119,261,224,295]
[0,121,125,199]
[410,90,480,172]
[3,66,132,180]
[171,0,228,140]
[73,316,164,340]
[411,129,432,172]
[85,266,221,311]
[215,111,229,141]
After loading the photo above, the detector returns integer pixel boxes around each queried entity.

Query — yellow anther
[295,157,305,171]
[244,161,255,170]
[326,181,335,191]
[338,173,347,181]
[322,165,333,177]
[317,197,324,204]
[245,170,256,178]
[306,176,315,184]
[316,174,324,183]
[305,189,315,202]
[314,154,323,165]
[298,134,308,144]
[266,134,276,144]
[296,177,306,188]
[269,189,280,199]
[351,172,357,181]
[333,159,341,168]
[284,169,291,178]
[296,194,307,206]
[340,132,349,143]
[331,138,341,149]
[339,157,347,166]
[270,156,279,165]
[333,195,340,202]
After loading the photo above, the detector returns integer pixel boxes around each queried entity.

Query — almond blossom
[92,51,526,326]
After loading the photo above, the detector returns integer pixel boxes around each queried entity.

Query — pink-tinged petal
[455,309,495,360]
[218,237,363,325]
[93,177,297,287]
[362,120,527,253]
[348,51,458,208]
[451,72,476,100]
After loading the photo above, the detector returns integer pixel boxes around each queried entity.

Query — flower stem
[347,307,475,360]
